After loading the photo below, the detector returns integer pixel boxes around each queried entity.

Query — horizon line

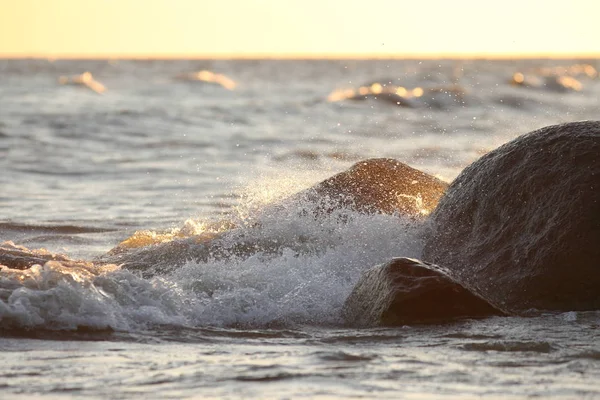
[2,52,600,61]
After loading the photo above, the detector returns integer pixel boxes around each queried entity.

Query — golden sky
[0,0,598,58]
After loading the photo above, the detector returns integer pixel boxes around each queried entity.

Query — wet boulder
[342,257,505,327]
[99,159,447,277]
[96,159,448,277]
[288,158,448,217]
[423,121,600,312]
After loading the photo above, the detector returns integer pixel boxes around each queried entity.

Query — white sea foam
[174,210,424,328]
[0,207,424,331]
[0,263,188,331]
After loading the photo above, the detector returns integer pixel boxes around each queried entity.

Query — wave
[0,199,424,332]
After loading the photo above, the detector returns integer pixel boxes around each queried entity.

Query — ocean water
[0,59,599,398]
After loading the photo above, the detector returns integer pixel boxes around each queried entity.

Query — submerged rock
[342,258,505,327]
[423,121,600,312]
[0,241,93,270]
[98,233,289,278]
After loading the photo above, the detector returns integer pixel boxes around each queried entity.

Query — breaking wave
[1,196,424,332]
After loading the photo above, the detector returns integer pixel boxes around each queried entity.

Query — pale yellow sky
[0,0,598,58]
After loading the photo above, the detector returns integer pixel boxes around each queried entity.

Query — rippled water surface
[2,314,599,399]
[1,59,599,398]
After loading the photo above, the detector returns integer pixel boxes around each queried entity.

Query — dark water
[0,59,599,398]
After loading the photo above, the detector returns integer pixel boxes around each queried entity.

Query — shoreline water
[1,59,599,398]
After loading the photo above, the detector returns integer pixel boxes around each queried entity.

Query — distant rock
[423,121,600,312]
[58,71,106,94]
[174,70,236,90]
[543,75,583,92]
[509,72,583,92]
[534,63,597,79]
[327,82,467,109]
[342,258,505,327]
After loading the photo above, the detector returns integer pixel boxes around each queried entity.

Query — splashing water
[1,180,424,332]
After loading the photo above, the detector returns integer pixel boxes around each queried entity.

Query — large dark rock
[289,158,448,216]
[342,258,505,327]
[423,121,600,312]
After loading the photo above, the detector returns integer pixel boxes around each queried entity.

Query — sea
[0,58,599,399]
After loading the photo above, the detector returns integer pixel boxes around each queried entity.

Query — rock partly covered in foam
[99,158,447,276]
[342,258,505,327]
[423,121,600,313]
